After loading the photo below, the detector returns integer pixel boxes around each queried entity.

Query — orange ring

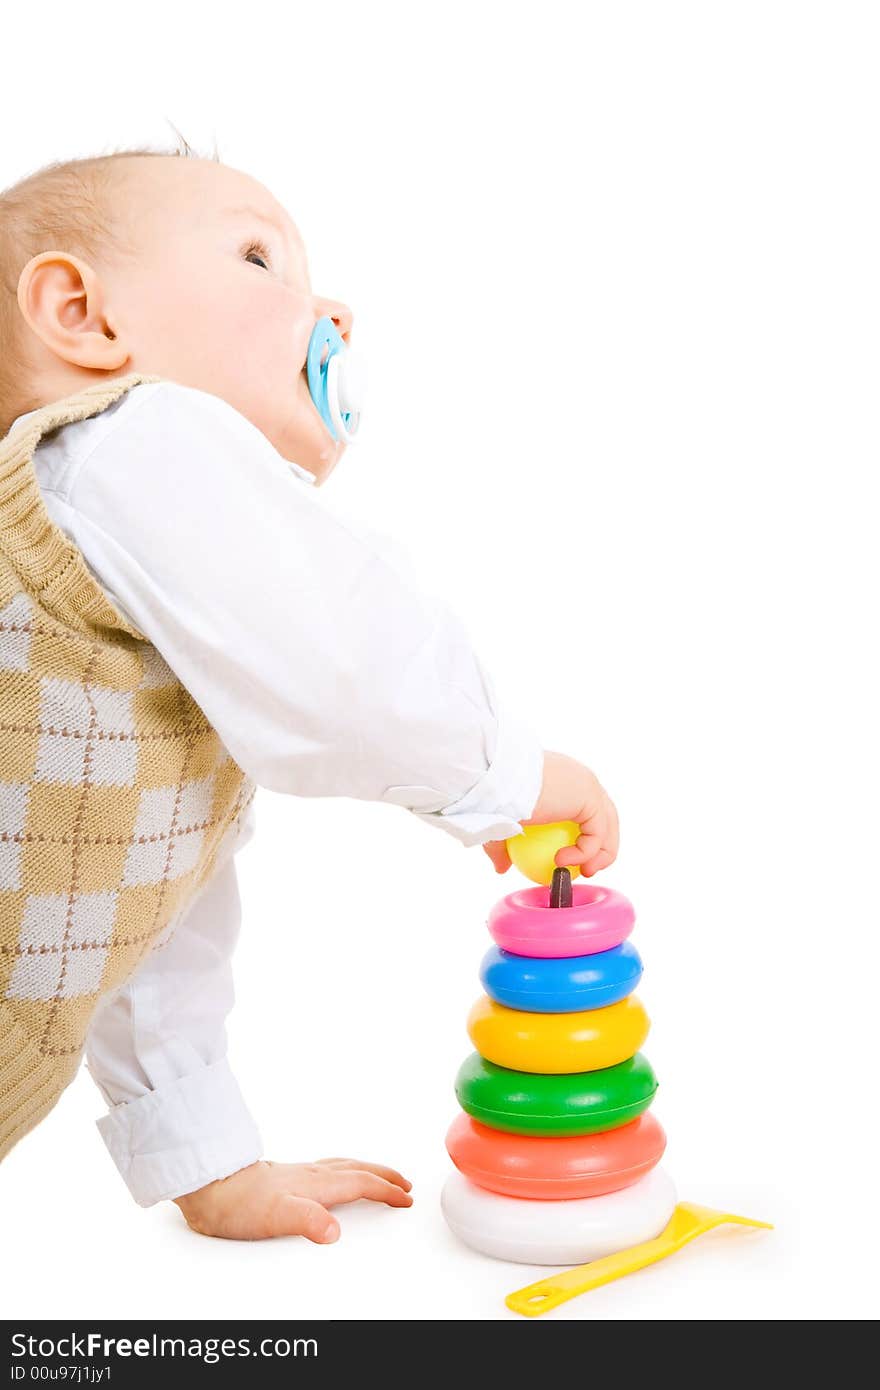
[445,1111,666,1200]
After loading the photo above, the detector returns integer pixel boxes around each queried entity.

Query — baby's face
[108,158,353,484]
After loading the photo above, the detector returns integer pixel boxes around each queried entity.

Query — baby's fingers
[316,1157,412,1191]
[604,798,620,861]
[314,1169,414,1209]
[580,847,614,876]
[267,1194,340,1244]
[555,830,604,873]
[482,840,512,874]
[557,830,602,859]
[579,799,619,874]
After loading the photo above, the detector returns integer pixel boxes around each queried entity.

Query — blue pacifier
[305,316,366,444]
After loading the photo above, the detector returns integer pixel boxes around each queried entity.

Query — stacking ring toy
[488,883,635,959]
[467,995,649,1073]
[480,941,643,1013]
[441,1166,677,1265]
[454,1051,658,1136]
[445,1111,666,1200]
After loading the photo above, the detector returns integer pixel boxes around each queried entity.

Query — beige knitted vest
[0,372,257,1161]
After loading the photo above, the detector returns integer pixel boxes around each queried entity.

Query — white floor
[4,790,876,1323]
[0,1069,865,1321]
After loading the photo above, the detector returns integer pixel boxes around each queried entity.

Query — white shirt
[8,380,544,1206]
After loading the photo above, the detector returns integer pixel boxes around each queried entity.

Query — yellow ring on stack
[467,994,650,1074]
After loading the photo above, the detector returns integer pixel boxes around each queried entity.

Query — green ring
[454,1051,658,1137]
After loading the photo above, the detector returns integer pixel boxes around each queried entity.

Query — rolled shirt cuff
[95,1057,264,1207]
[382,704,545,849]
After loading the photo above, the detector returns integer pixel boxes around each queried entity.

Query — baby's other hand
[172,1157,413,1242]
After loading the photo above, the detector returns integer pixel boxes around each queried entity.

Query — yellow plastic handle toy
[505,1202,773,1317]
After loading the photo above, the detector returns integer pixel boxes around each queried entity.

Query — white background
[2,0,877,1322]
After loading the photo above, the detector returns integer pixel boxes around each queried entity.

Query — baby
[0,147,618,1243]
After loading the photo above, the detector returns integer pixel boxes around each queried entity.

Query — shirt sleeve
[41,380,544,847]
[84,816,264,1207]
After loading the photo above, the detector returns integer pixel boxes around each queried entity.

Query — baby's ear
[16,251,129,373]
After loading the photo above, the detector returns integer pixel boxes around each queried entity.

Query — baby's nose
[314,297,354,342]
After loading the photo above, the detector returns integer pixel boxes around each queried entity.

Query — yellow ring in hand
[506,821,583,886]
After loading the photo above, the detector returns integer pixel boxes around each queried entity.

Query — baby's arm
[62,382,607,1240]
[85,851,264,1206]
[58,380,548,847]
[85,823,411,1239]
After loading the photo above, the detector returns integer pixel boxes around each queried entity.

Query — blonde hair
[0,125,220,437]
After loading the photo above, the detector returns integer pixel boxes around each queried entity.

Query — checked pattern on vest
[0,372,256,1159]
[0,602,252,1056]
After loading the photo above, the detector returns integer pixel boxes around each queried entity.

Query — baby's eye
[243,239,271,270]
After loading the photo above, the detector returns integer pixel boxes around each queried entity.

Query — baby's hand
[483,750,620,877]
[172,1157,413,1242]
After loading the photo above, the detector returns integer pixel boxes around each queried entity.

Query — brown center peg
[549,865,573,909]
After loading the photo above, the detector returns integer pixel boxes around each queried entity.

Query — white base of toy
[441,1165,677,1265]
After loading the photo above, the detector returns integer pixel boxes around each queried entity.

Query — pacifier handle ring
[326,353,360,445]
[306,316,346,441]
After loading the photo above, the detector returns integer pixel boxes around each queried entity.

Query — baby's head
[0,146,353,483]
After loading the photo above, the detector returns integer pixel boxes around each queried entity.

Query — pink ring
[488,884,635,959]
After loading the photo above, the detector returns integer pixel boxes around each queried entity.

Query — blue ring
[479,941,643,1013]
